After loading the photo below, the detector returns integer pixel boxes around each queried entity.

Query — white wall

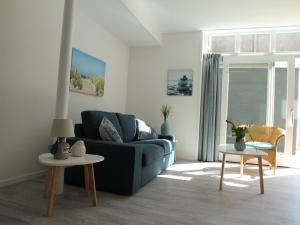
[0,1,130,186]
[127,32,203,160]
[0,0,63,186]
[0,0,199,186]
[68,10,130,123]
[120,0,162,45]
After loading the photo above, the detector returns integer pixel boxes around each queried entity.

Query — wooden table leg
[88,164,97,206]
[43,167,53,198]
[47,166,58,217]
[219,153,226,191]
[240,155,244,177]
[258,156,264,194]
[84,165,90,197]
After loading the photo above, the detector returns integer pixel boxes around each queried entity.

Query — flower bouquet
[226,120,249,151]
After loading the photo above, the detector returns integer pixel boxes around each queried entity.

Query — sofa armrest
[158,134,176,142]
[65,137,143,195]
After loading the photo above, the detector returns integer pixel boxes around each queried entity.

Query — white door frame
[220,55,296,165]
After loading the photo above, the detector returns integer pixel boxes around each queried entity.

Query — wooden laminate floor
[1,161,300,225]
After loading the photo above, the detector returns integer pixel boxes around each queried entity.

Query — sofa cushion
[81,111,123,140]
[134,143,164,167]
[74,124,85,138]
[116,113,136,142]
[130,139,173,155]
[136,119,158,140]
[99,117,123,143]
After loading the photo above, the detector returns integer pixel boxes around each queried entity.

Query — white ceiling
[146,0,300,32]
[79,0,300,46]
[78,0,161,46]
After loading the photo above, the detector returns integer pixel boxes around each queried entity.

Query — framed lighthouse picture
[167,69,193,96]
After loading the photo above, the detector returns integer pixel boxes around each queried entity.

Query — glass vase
[234,138,246,151]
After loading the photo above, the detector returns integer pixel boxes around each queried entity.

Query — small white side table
[38,153,104,217]
[218,144,267,194]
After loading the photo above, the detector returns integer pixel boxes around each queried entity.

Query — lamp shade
[50,119,74,138]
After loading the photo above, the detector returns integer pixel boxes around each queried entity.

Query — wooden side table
[38,153,104,217]
[218,144,267,194]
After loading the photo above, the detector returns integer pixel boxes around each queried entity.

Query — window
[210,35,235,53]
[276,32,300,52]
[240,34,254,52]
[256,34,270,52]
[239,34,270,53]
[226,65,268,143]
[205,28,300,54]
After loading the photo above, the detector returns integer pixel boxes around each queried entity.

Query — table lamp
[50,119,75,160]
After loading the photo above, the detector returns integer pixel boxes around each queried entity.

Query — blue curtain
[198,54,222,162]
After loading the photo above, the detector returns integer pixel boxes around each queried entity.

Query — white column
[55,0,76,119]
[55,0,76,194]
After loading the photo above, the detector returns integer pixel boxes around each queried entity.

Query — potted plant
[226,120,249,151]
[161,104,172,135]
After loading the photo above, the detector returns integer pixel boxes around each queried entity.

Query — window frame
[204,28,300,55]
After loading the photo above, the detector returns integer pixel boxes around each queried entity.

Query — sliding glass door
[220,55,297,166]
[275,59,300,156]
[226,64,269,143]
[273,63,287,153]
[294,59,300,155]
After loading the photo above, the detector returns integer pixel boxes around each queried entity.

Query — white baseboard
[0,170,47,188]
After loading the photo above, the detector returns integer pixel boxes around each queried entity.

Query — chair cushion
[246,141,273,150]
[99,117,123,143]
[130,139,173,155]
[136,119,158,140]
[116,113,136,142]
[81,111,123,140]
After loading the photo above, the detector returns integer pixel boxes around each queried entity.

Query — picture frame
[167,69,193,96]
[70,48,106,97]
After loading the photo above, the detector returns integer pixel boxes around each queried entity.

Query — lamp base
[53,141,70,160]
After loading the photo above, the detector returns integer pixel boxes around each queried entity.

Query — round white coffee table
[38,153,104,217]
[218,144,267,194]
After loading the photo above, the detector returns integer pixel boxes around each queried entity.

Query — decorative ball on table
[226,120,249,151]
[70,140,86,157]
[160,104,172,135]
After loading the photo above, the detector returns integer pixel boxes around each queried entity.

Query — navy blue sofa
[65,111,175,195]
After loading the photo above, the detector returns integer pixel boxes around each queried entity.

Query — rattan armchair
[243,125,285,174]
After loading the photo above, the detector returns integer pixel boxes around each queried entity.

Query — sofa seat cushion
[81,111,123,140]
[130,139,173,155]
[116,113,136,142]
[134,143,164,167]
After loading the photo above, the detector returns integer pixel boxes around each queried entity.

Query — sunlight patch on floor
[184,171,214,176]
[157,174,192,181]
[223,181,249,188]
[167,162,239,172]
[167,162,219,172]
[264,168,300,178]
[167,161,300,185]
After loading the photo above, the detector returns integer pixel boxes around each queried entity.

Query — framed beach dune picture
[167,69,193,96]
[70,48,106,97]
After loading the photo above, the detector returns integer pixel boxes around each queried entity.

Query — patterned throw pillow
[99,117,123,143]
[136,119,158,140]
